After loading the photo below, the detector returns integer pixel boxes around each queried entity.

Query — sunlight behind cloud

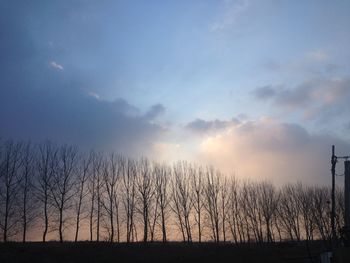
[183,117,350,186]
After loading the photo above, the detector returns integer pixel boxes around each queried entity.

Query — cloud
[152,115,350,185]
[0,80,166,154]
[274,84,314,109]
[88,91,100,100]
[50,61,64,71]
[185,118,240,134]
[189,117,350,185]
[253,77,350,122]
[263,49,334,75]
[346,122,350,131]
[144,104,166,120]
[253,85,277,100]
[0,4,166,156]
[306,49,329,62]
[253,84,312,108]
[209,0,250,32]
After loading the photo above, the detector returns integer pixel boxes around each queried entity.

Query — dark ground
[0,241,348,263]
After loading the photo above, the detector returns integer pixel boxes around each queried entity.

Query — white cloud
[209,0,250,32]
[50,61,64,71]
[306,49,329,62]
[88,91,100,100]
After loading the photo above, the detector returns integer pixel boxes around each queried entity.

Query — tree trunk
[143,206,148,242]
[59,208,63,243]
[43,195,48,242]
[198,211,201,243]
[161,209,167,243]
[4,188,9,242]
[110,199,114,242]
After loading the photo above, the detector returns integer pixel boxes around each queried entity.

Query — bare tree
[240,181,264,243]
[171,162,193,242]
[136,158,154,242]
[88,152,103,242]
[102,153,120,242]
[191,166,204,242]
[220,175,230,242]
[277,184,301,241]
[295,183,315,241]
[310,186,331,245]
[113,183,121,243]
[1,137,348,244]
[0,140,23,242]
[258,182,278,242]
[19,142,36,242]
[74,153,91,242]
[294,183,316,261]
[227,176,241,243]
[121,158,137,242]
[154,163,170,242]
[148,182,159,242]
[36,141,56,242]
[49,145,78,242]
[204,167,221,242]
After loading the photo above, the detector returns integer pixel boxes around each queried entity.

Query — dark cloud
[0,2,165,155]
[0,82,166,154]
[274,84,313,108]
[185,118,240,134]
[253,86,277,100]
[144,104,166,120]
[253,84,312,108]
[253,78,350,123]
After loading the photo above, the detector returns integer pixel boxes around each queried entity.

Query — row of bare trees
[0,140,345,244]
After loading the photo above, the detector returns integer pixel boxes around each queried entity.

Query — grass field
[0,241,337,263]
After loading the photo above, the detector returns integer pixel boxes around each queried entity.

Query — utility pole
[331,145,337,246]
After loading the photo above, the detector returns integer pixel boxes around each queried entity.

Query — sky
[1,0,350,185]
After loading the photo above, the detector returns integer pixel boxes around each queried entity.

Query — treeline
[0,140,344,244]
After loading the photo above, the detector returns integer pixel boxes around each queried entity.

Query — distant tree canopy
[0,139,344,245]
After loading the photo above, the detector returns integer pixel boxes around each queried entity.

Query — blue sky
[1,0,350,185]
